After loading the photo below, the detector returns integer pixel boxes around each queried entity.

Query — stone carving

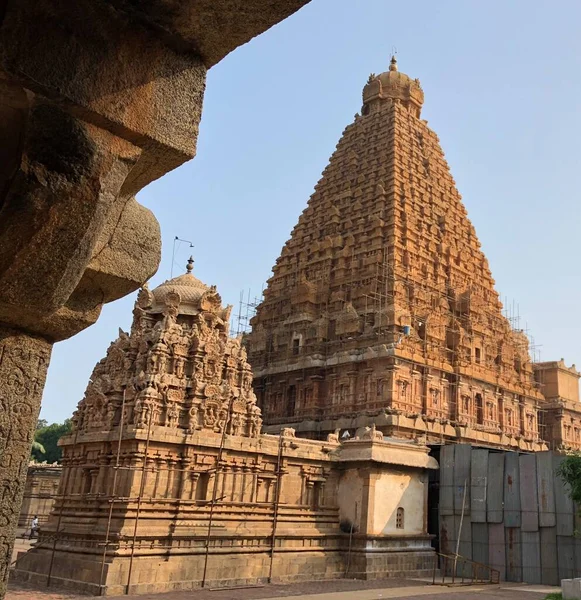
[248,57,550,454]
[327,429,340,443]
[0,331,51,597]
[71,260,262,440]
[360,424,384,442]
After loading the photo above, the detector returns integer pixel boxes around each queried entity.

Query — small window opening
[292,338,300,356]
[396,507,405,529]
[475,348,481,364]
[196,472,210,501]
[475,393,484,425]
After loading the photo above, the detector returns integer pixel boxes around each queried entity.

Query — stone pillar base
[346,535,436,580]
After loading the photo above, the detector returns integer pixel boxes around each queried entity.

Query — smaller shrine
[13,260,438,595]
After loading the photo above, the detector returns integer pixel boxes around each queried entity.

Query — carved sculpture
[248,57,548,453]
[70,259,262,441]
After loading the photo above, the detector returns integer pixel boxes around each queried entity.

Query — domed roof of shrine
[362,56,424,114]
[150,257,218,315]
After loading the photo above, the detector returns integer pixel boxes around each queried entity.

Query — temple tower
[248,58,546,451]
[13,259,438,593]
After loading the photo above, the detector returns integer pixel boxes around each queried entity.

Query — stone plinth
[562,579,581,600]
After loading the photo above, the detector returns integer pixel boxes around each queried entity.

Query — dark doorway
[427,445,440,552]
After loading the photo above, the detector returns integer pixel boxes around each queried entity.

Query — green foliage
[543,593,562,600]
[557,452,581,504]
[31,440,45,454]
[36,419,48,430]
[31,419,72,463]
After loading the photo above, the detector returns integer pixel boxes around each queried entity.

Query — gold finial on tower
[389,55,398,72]
[186,256,194,274]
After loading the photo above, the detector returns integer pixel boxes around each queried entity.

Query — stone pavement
[5,579,558,600]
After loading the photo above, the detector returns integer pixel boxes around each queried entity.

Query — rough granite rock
[0,0,310,594]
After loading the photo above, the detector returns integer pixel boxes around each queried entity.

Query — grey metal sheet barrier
[454,444,471,516]
[440,444,454,516]
[521,531,541,584]
[537,452,556,528]
[439,514,456,556]
[557,535,576,581]
[457,513,473,578]
[554,455,574,537]
[487,452,504,523]
[439,446,577,584]
[471,449,488,523]
[574,537,581,576]
[540,526,559,585]
[472,522,488,567]
[505,527,522,582]
[519,453,539,532]
[488,522,506,580]
[504,452,521,528]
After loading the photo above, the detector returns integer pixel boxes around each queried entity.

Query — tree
[557,452,581,504]
[31,440,46,454]
[31,419,72,463]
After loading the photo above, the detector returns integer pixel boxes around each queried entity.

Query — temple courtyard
[4,580,559,600]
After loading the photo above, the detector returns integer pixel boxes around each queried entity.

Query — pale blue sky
[41,0,581,423]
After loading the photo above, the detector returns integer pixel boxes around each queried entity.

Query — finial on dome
[389,55,398,72]
[186,256,194,274]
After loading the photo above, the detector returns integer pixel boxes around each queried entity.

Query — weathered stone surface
[0,0,311,594]
[12,263,436,595]
[0,328,51,599]
[248,57,546,452]
[17,464,61,530]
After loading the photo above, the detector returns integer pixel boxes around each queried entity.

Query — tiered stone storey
[13,261,437,595]
[534,360,581,451]
[249,58,547,451]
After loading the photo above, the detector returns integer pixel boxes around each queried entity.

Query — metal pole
[201,397,234,588]
[46,423,81,587]
[125,410,153,595]
[99,389,127,594]
[267,435,285,583]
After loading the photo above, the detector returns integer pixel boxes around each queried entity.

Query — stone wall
[18,465,62,528]
[13,434,437,595]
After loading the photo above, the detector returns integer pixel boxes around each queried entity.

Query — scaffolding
[251,242,555,447]
[12,387,291,595]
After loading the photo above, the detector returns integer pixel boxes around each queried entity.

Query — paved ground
[5,579,558,600]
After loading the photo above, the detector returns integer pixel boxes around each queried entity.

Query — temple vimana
[248,56,581,453]
[12,57,581,594]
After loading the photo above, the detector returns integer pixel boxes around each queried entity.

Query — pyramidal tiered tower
[248,57,547,451]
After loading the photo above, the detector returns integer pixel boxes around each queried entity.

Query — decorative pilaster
[0,328,51,596]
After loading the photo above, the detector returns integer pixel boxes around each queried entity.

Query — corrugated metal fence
[439,445,581,584]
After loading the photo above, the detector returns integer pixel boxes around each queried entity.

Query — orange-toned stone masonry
[248,58,577,452]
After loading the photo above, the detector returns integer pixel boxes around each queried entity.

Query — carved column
[0,328,51,597]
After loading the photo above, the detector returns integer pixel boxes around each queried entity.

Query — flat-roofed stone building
[18,464,61,529]
[534,360,581,451]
